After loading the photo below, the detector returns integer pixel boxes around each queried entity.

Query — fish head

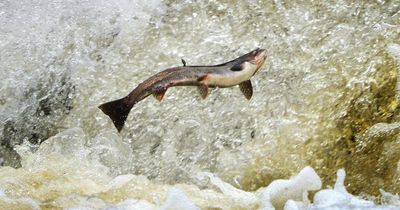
[249,48,267,72]
[236,48,267,74]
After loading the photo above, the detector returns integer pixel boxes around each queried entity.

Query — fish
[99,48,267,132]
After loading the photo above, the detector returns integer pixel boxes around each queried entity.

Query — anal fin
[153,89,167,101]
[197,85,209,99]
[239,80,253,100]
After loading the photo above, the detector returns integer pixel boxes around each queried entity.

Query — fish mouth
[252,48,267,71]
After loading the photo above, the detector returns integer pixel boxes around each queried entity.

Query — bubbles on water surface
[0,0,400,209]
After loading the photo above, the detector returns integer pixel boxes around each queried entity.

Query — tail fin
[98,97,132,132]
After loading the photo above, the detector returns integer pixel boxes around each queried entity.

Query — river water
[0,0,400,209]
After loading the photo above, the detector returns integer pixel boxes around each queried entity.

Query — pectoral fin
[197,74,208,82]
[197,85,209,99]
[153,90,167,101]
[239,80,253,100]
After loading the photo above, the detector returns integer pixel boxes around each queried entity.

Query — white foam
[387,43,400,96]
[108,199,156,210]
[311,169,397,210]
[284,199,308,210]
[159,188,199,210]
[0,191,41,210]
[387,43,400,62]
[258,166,322,210]
[107,174,136,189]
[380,190,400,206]
[197,171,259,206]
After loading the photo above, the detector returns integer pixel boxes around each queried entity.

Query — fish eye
[253,48,260,54]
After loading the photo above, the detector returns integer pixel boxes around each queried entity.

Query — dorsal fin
[181,58,186,66]
[239,80,253,100]
[231,63,244,71]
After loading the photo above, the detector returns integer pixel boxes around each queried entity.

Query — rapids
[0,0,399,209]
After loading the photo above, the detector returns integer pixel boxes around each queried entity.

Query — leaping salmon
[99,48,267,132]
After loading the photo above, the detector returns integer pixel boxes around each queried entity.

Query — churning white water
[0,0,400,209]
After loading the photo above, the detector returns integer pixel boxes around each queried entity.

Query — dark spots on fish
[231,63,244,71]
[251,130,255,139]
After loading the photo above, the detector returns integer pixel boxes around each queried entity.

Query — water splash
[0,0,400,209]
